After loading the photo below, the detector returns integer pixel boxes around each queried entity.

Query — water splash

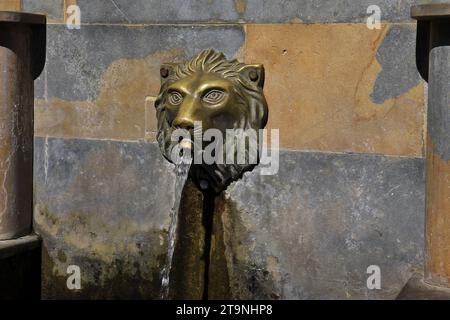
[160,141,192,299]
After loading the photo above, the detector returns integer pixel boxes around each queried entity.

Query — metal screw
[160,67,169,78]
[249,69,259,82]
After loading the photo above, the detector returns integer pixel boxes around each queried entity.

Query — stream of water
[160,146,192,299]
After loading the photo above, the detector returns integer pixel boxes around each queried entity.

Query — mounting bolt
[249,69,259,82]
[160,67,169,78]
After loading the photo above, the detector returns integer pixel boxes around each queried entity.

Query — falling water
[160,140,192,299]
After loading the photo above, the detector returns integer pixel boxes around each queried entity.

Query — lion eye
[203,89,225,104]
[168,91,183,105]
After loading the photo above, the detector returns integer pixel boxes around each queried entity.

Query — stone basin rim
[411,4,450,20]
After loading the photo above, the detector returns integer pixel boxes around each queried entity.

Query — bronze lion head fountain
[155,49,268,193]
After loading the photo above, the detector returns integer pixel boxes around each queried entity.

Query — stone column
[0,12,45,240]
[413,4,450,287]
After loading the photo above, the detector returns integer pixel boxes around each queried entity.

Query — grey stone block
[22,0,64,20]
[371,24,421,104]
[76,0,240,23]
[34,137,176,299]
[222,150,425,299]
[67,0,423,23]
[33,137,425,299]
[34,24,245,101]
[243,0,421,23]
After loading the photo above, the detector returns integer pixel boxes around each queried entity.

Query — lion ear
[159,63,177,84]
[238,64,265,89]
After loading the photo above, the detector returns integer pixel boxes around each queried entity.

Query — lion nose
[173,117,194,130]
[173,98,198,130]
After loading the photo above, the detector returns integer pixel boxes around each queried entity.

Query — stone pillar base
[397,273,450,300]
[0,234,41,299]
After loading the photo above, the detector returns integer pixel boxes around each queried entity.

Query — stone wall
[2,0,439,298]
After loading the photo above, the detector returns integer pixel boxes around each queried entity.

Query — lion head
[155,49,268,193]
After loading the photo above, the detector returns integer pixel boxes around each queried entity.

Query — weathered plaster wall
[11,0,440,298]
